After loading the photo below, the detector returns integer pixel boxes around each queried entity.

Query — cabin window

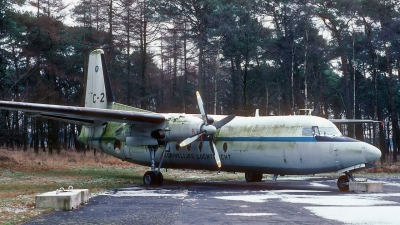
[223,142,228,152]
[175,143,180,151]
[186,144,191,151]
[198,142,203,152]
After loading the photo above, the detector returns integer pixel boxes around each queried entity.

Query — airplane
[0,49,381,191]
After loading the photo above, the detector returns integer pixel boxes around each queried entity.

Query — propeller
[179,91,236,168]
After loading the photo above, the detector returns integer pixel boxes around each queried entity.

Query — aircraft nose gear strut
[143,145,165,186]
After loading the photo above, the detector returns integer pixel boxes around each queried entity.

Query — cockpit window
[302,126,340,136]
[319,127,340,136]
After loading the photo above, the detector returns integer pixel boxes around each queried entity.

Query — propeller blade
[209,139,221,168]
[196,91,208,125]
[179,131,204,147]
[213,114,236,129]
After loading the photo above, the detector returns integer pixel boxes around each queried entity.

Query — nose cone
[363,145,382,163]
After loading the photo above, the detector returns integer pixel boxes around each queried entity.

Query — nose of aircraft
[363,144,382,163]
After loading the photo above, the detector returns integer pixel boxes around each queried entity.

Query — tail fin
[85,49,114,109]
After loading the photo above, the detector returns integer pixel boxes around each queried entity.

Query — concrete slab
[74,189,90,204]
[35,189,89,210]
[349,181,383,193]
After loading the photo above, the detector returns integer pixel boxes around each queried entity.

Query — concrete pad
[74,189,90,204]
[349,181,383,193]
[35,189,89,210]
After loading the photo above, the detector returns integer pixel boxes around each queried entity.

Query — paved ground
[24,176,400,225]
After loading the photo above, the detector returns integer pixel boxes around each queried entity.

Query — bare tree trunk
[40,119,46,153]
[302,25,309,111]
[198,32,204,94]
[235,55,244,114]
[291,42,295,111]
[23,115,28,151]
[139,1,148,109]
[230,57,237,111]
[108,0,113,70]
[386,47,397,162]
[34,118,39,154]
[183,23,188,113]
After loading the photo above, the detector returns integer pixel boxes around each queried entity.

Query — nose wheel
[337,171,354,191]
[337,175,349,191]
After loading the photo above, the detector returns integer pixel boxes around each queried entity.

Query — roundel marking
[95,66,99,72]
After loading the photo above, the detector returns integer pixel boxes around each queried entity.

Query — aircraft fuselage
[78,115,381,176]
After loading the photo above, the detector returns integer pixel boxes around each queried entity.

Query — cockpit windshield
[302,126,341,136]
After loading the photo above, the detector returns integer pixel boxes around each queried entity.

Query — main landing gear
[245,172,263,182]
[143,171,163,186]
[143,145,165,186]
[337,171,354,191]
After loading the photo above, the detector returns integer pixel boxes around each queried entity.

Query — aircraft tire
[157,172,164,186]
[337,175,349,191]
[143,171,156,185]
[245,172,262,182]
[255,173,263,182]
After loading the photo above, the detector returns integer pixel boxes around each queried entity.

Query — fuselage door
[331,143,340,166]
[123,143,132,159]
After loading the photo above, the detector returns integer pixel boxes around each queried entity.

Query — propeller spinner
[179,91,235,168]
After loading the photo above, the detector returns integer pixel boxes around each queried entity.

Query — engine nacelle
[114,123,160,145]
[153,114,204,142]
[114,114,205,145]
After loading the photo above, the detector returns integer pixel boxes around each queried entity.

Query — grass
[0,148,399,225]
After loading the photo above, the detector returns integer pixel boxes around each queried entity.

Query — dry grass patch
[367,161,400,173]
[0,148,141,225]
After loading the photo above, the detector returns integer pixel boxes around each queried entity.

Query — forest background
[1,0,399,162]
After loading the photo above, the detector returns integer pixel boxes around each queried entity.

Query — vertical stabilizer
[85,49,114,109]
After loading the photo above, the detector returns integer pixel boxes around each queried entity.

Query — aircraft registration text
[164,152,231,160]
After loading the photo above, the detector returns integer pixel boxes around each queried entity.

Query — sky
[13,0,76,26]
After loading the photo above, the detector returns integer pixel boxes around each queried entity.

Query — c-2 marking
[93,93,105,103]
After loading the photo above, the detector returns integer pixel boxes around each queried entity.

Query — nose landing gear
[337,171,354,191]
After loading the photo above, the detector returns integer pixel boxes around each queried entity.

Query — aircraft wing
[329,119,380,124]
[0,101,165,125]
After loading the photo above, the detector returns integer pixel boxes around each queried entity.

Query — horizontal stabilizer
[329,119,380,124]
